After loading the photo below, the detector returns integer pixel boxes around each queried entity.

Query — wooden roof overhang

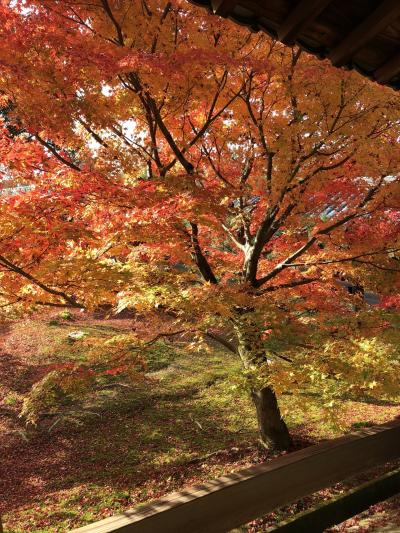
[189,0,400,90]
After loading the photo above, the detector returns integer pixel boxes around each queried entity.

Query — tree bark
[235,322,292,451]
[251,385,292,451]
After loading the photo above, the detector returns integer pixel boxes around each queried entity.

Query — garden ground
[1,311,399,532]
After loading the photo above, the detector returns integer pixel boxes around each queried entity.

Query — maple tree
[1,0,400,449]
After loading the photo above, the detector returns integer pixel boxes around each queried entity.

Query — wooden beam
[374,49,400,83]
[211,0,238,17]
[329,0,400,67]
[71,420,400,533]
[278,0,333,44]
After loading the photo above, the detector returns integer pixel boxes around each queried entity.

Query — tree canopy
[0,0,400,448]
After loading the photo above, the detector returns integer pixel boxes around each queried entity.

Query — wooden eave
[189,0,400,90]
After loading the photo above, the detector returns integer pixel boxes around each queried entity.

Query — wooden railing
[1,421,397,532]
[67,419,400,533]
[273,467,400,532]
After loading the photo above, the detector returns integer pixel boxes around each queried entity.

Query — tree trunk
[251,385,292,451]
[235,322,292,451]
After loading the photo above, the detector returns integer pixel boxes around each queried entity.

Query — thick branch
[101,0,124,45]
[244,202,295,285]
[205,330,238,354]
[144,329,187,346]
[287,248,400,268]
[255,277,319,295]
[148,98,194,174]
[160,79,244,175]
[255,176,387,287]
[353,259,400,272]
[243,208,277,283]
[77,118,108,147]
[0,255,83,308]
[190,223,218,284]
[36,135,81,172]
